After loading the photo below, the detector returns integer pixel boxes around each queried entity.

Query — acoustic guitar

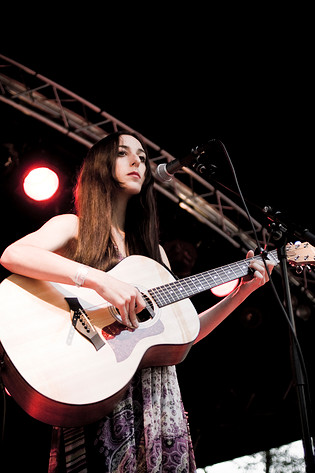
[0,242,313,427]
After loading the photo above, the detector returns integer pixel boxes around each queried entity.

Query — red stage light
[211,279,239,297]
[23,167,59,201]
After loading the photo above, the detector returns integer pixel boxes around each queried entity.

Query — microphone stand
[266,211,315,472]
[197,135,315,469]
[182,136,315,468]
[278,242,315,472]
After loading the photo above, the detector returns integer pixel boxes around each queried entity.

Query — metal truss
[1,53,314,304]
[0,54,265,251]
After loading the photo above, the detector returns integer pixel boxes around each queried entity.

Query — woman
[0,131,274,472]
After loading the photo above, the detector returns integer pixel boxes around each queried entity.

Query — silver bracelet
[73,264,90,287]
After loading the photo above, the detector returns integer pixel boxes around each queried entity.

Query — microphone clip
[191,155,217,177]
[191,139,218,177]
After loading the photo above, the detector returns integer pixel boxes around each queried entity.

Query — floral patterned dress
[48,365,196,472]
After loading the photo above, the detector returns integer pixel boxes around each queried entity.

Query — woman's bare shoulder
[48,213,78,228]
[39,213,78,234]
[42,213,79,240]
[10,213,79,252]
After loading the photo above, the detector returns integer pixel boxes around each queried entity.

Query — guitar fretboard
[148,249,278,308]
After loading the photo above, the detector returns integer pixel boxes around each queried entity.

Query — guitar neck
[149,249,278,307]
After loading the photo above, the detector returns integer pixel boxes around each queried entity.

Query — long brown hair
[71,131,162,270]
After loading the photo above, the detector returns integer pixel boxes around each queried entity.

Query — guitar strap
[159,260,179,281]
[48,426,88,473]
[63,427,88,473]
[48,426,62,472]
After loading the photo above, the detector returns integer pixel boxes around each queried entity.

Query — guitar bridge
[65,297,105,351]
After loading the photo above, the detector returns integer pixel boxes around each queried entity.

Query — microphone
[156,139,216,182]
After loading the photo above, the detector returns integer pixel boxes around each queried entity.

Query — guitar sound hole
[137,294,155,323]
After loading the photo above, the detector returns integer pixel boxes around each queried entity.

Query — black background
[0,8,314,470]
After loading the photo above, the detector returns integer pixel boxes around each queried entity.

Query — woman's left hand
[241,249,275,294]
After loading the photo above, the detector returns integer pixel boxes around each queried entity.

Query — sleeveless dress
[48,366,196,472]
[48,249,197,472]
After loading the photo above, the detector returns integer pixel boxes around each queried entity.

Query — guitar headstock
[286,242,315,270]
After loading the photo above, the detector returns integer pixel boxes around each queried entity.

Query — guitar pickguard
[102,319,164,362]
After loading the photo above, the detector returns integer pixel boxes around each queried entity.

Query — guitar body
[0,255,200,427]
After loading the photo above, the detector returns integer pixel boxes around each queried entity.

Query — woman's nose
[131,154,141,166]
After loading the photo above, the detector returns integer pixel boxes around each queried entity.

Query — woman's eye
[118,150,126,156]
[139,155,146,162]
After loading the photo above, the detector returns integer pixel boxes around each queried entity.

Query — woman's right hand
[87,269,146,329]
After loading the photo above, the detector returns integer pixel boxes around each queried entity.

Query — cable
[216,139,314,442]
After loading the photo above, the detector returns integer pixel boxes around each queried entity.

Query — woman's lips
[128,172,141,178]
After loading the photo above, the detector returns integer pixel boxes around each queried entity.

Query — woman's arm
[0,214,146,329]
[1,214,81,284]
[194,250,275,343]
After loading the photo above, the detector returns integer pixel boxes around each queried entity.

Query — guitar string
[149,250,280,307]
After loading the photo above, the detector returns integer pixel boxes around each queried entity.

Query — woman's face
[114,134,147,195]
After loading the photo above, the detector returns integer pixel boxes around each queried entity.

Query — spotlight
[23,166,60,201]
[211,279,239,297]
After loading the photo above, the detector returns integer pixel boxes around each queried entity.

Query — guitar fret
[152,281,191,305]
[188,275,207,292]
[149,249,279,308]
[181,277,206,295]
